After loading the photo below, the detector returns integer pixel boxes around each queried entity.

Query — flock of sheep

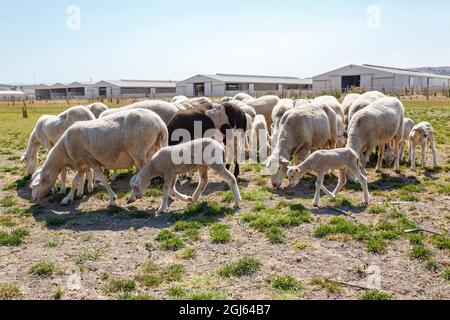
[20,91,440,213]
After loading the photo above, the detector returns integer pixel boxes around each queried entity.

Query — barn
[0,90,25,101]
[94,80,177,98]
[176,73,312,97]
[313,64,450,94]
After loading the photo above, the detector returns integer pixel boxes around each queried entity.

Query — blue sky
[1,0,449,84]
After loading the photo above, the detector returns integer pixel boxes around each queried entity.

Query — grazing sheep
[347,91,385,126]
[128,138,241,213]
[228,100,257,119]
[287,148,370,207]
[342,93,361,120]
[294,99,310,108]
[245,95,280,128]
[270,99,294,147]
[347,97,404,173]
[100,100,178,125]
[31,109,168,206]
[266,106,335,189]
[172,102,187,111]
[220,97,234,103]
[180,97,212,109]
[233,93,254,102]
[384,118,415,166]
[312,96,345,147]
[21,106,96,194]
[172,95,188,103]
[250,115,271,162]
[409,122,439,170]
[85,102,109,118]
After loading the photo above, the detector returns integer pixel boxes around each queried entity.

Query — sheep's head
[31,169,54,202]
[128,174,147,204]
[384,144,396,167]
[265,156,290,189]
[287,166,302,188]
[20,153,38,176]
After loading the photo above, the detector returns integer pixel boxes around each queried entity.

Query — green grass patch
[29,261,56,278]
[0,228,28,246]
[269,274,303,292]
[177,248,197,260]
[118,292,154,300]
[218,257,261,278]
[0,195,18,207]
[175,202,234,224]
[0,217,17,227]
[410,245,433,261]
[105,278,136,294]
[174,221,201,241]
[0,284,22,300]
[44,217,69,228]
[187,290,228,300]
[155,230,184,251]
[442,268,450,281]
[310,278,341,294]
[134,262,185,288]
[432,235,450,250]
[368,205,387,215]
[361,290,393,300]
[209,224,231,244]
[265,226,285,244]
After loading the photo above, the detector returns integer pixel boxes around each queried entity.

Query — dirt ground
[0,99,449,300]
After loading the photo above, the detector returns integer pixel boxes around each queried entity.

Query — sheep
[172,95,188,103]
[342,93,361,120]
[409,122,439,170]
[347,97,404,173]
[270,99,294,147]
[180,97,212,109]
[21,106,96,193]
[294,99,310,108]
[220,97,234,103]
[245,95,280,128]
[384,118,415,167]
[265,106,335,189]
[128,138,241,213]
[250,115,271,162]
[100,100,178,125]
[287,148,370,207]
[311,96,345,147]
[233,93,254,102]
[347,91,385,126]
[85,102,109,118]
[228,100,257,119]
[31,109,168,206]
[172,102,187,111]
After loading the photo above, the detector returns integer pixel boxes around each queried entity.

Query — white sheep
[287,148,370,207]
[270,99,294,147]
[21,106,96,194]
[341,93,361,120]
[347,97,404,173]
[250,115,271,162]
[266,106,336,189]
[347,91,385,126]
[233,93,255,102]
[100,100,178,125]
[128,138,241,213]
[172,95,188,103]
[311,96,346,147]
[409,122,439,170]
[245,95,280,128]
[85,102,109,118]
[384,118,415,167]
[228,100,257,119]
[294,99,310,108]
[31,109,168,206]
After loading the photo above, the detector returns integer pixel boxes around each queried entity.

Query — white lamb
[266,106,336,189]
[172,95,188,103]
[270,99,294,147]
[347,91,385,126]
[128,138,241,213]
[233,93,255,102]
[250,115,271,162]
[31,109,168,206]
[229,100,257,119]
[312,96,346,147]
[21,106,96,194]
[409,122,439,170]
[287,148,370,207]
[245,95,280,128]
[294,99,310,108]
[384,118,415,167]
[347,97,404,173]
[342,93,361,120]
[85,102,109,118]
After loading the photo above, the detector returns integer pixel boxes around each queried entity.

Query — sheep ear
[32,173,42,187]
[130,175,142,188]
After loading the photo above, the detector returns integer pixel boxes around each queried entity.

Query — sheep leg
[394,136,401,173]
[349,166,370,205]
[110,170,118,182]
[332,169,347,198]
[214,165,241,209]
[313,172,325,207]
[375,144,385,172]
[421,142,427,168]
[157,180,172,214]
[76,172,86,198]
[171,175,191,202]
[59,167,68,194]
[94,168,117,206]
[410,143,417,170]
[192,168,208,202]
[429,134,439,168]
[86,170,94,194]
[60,171,84,206]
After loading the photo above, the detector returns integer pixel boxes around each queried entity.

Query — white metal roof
[182,74,312,85]
[98,80,177,88]
[0,90,25,96]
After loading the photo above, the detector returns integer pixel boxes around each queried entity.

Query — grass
[44,217,69,228]
[174,221,201,241]
[134,261,185,288]
[310,278,341,294]
[361,290,393,300]
[443,268,450,281]
[223,187,273,202]
[175,202,234,225]
[155,230,184,251]
[0,284,22,300]
[209,224,231,244]
[0,217,17,227]
[367,205,387,215]
[187,290,228,300]
[118,292,154,300]
[410,245,433,261]
[0,228,29,246]
[53,286,64,300]
[29,261,56,278]
[0,195,18,207]
[70,246,105,265]
[432,235,450,250]
[167,285,187,298]
[104,278,136,294]
[218,257,261,278]
[269,274,303,292]
[265,226,285,244]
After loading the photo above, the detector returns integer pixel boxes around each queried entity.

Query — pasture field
[0,99,449,300]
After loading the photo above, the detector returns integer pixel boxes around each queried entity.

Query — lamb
[128,138,241,213]
[85,102,109,118]
[347,91,385,126]
[294,99,310,108]
[172,95,188,103]
[384,118,415,167]
[228,100,257,119]
[31,109,168,206]
[311,96,345,147]
[100,100,178,125]
[347,97,404,173]
[265,106,335,189]
[270,99,294,147]
[287,148,370,207]
[409,122,439,170]
[233,93,255,102]
[250,115,271,162]
[21,106,96,194]
[245,95,280,128]
[342,93,361,120]
[180,97,212,109]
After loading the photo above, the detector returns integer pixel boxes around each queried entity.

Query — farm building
[176,74,312,97]
[0,90,25,101]
[313,64,450,94]
[35,82,97,100]
[93,80,177,98]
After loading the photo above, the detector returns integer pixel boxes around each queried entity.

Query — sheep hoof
[312,202,320,208]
